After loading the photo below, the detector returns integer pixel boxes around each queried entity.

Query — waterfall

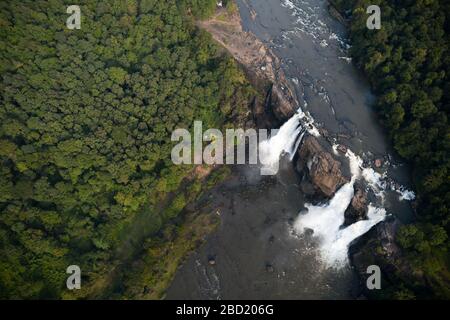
[258,108,322,175]
[258,108,410,268]
[294,150,387,268]
[294,181,387,268]
[259,113,305,175]
[257,109,389,268]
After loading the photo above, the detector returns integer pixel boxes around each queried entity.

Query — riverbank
[167,2,361,300]
[329,0,449,299]
[0,0,269,300]
[166,0,420,299]
[197,7,299,127]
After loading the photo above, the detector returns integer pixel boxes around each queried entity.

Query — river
[166,0,414,299]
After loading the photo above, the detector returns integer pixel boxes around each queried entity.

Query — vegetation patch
[332,0,449,299]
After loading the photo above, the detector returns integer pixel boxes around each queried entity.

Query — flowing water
[166,0,415,299]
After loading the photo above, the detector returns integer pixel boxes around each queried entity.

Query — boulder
[296,136,349,197]
[349,219,421,298]
[252,83,297,129]
[337,144,348,154]
[251,89,280,129]
[344,186,368,226]
[374,158,383,168]
[377,220,401,258]
[208,255,216,266]
[270,84,296,121]
[265,263,274,273]
[299,178,317,197]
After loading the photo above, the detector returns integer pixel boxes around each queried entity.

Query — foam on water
[294,150,386,268]
[280,0,349,52]
[259,113,304,174]
[258,106,415,267]
[397,188,416,201]
[253,0,415,268]
[258,113,394,267]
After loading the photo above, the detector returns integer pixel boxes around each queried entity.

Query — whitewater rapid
[259,110,321,175]
[258,111,413,268]
[168,0,418,299]
[259,113,305,175]
[252,0,416,269]
[294,150,387,268]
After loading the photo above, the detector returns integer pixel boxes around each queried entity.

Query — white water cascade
[257,109,396,268]
[250,0,417,271]
[294,151,387,268]
[259,113,305,175]
[258,110,322,175]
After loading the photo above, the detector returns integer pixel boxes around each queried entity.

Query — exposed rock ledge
[327,0,350,27]
[349,219,419,298]
[198,9,297,127]
[344,183,367,226]
[196,4,421,300]
[296,136,350,198]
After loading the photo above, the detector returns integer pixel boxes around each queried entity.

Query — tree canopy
[333,0,449,299]
[0,0,252,298]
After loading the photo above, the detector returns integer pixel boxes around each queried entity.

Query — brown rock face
[198,10,297,129]
[344,186,368,226]
[337,144,348,154]
[251,83,297,129]
[349,220,421,299]
[296,136,349,197]
[270,85,296,122]
[374,158,383,168]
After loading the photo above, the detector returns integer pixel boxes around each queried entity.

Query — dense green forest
[0,0,252,299]
[332,0,449,298]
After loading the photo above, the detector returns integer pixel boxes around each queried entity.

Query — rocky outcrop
[198,8,297,129]
[270,85,296,121]
[296,136,349,197]
[344,185,368,226]
[349,219,422,298]
[251,82,297,129]
[374,158,383,168]
[327,1,350,27]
